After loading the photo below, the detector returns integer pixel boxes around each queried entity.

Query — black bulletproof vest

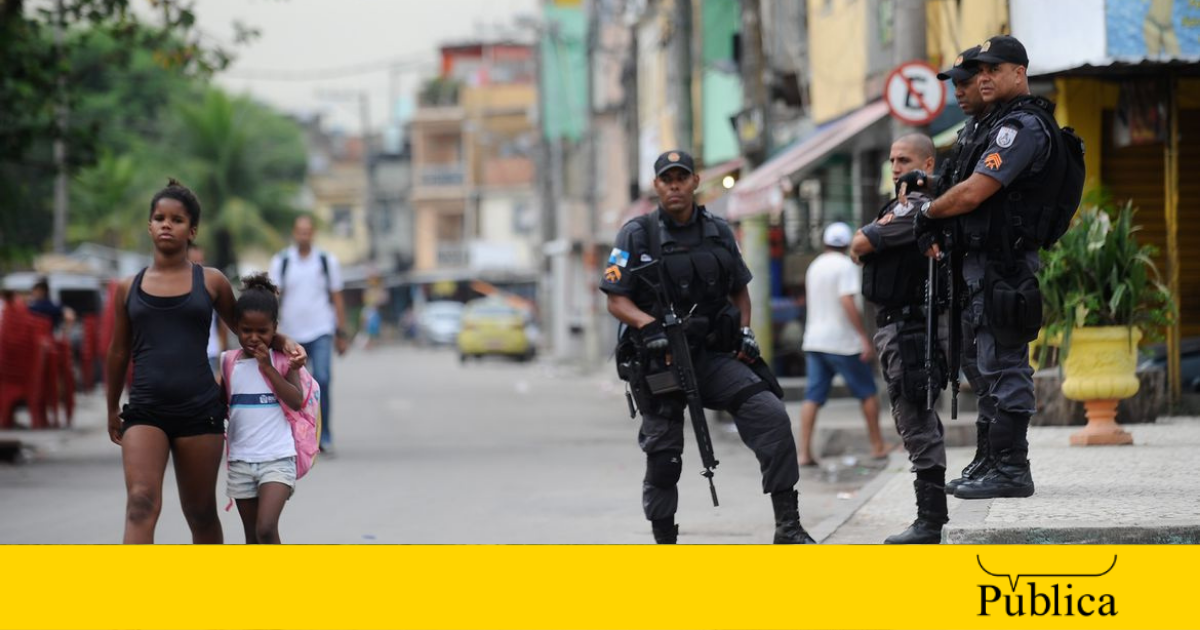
[635,208,738,321]
[861,195,931,309]
[966,96,1064,252]
[950,113,998,250]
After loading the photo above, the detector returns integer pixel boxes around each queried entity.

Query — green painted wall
[702,0,742,165]
[541,5,587,141]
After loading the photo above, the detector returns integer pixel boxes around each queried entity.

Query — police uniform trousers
[637,351,799,521]
[962,251,1038,452]
[874,320,948,472]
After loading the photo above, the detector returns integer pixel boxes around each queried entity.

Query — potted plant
[1036,198,1175,445]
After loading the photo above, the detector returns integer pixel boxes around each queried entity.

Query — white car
[416,301,464,346]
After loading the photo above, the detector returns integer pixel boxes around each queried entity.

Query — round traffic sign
[884,61,947,127]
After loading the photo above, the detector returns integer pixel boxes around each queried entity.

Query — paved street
[0,345,885,544]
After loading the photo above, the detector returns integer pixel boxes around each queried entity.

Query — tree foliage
[1,0,303,273]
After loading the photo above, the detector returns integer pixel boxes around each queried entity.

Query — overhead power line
[224,55,434,82]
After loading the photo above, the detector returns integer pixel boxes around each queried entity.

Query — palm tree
[172,88,306,272]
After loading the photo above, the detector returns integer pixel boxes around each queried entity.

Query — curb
[811,450,909,543]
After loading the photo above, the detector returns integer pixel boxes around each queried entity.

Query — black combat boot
[954,449,1035,499]
[770,490,817,544]
[955,413,1034,499]
[885,479,949,544]
[651,517,678,544]
[946,419,992,494]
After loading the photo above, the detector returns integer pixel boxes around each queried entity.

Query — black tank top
[125,263,223,419]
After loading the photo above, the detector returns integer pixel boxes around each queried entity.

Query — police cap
[654,150,695,177]
[975,35,1029,67]
[937,45,982,82]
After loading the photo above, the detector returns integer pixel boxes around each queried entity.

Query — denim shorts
[804,351,878,405]
[227,457,296,500]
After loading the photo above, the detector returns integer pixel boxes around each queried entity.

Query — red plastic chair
[0,298,51,429]
[80,314,99,390]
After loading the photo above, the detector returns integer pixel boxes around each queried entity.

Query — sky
[194,0,540,135]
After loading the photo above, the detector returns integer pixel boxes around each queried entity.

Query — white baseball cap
[823,222,853,248]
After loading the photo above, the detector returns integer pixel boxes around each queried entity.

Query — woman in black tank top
[105,179,306,544]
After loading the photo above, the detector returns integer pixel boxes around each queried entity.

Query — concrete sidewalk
[821,415,1200,544]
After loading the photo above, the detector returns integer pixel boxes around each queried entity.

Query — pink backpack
[220,349,322,479]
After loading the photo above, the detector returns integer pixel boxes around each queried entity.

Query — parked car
[457,298,535,362]
[416,301,463,346]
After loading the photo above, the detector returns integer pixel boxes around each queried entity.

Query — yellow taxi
[456,298,535,362]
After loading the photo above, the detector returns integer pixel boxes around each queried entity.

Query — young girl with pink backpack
[219,273,321,544]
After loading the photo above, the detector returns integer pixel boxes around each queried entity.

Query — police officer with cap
[914,35,1065,500]
[850,133,950,544]
[933,45,1002,495]
[601,149,815,544]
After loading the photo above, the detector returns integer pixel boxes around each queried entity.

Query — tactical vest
[862,195,932,310]
[634,208,739,324]
[961,96,1068,252]
[950,114,998,250]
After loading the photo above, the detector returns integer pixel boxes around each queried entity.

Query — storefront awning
[727,100,890,221]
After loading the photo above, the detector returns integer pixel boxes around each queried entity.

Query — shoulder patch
[608,247,630,268]
[604,265,622,283]
[996,126,1017,148]
[878,212,896,226]
[984,153,1003,170]
[892,201,914,217]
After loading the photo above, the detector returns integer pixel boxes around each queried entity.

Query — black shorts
[120,403,226,440]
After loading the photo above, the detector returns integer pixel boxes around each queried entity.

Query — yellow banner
[1,545,1192,629]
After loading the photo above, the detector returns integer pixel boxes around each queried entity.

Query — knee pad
[645,451,683,489]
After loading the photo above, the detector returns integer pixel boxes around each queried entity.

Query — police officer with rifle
[850,134,951,544]
[601,150,815,544]
[914,35,1086,500]
[934,45,1003,495]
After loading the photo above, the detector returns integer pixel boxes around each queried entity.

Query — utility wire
[224,55,433,82]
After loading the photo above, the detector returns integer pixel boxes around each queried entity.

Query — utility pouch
[747,357,785,399]
[614,336,640,383]
[644,369,682,395]
[706,303,742,352]
[984,259,1042,346]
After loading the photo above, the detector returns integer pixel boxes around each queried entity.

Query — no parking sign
[884,61,947,127]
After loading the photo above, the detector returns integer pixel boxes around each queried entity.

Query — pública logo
[977,555,1118,617]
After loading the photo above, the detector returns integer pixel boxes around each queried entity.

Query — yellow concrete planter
[1060,326,1141,446]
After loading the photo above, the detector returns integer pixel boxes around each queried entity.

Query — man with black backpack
[269,214,349,455]
[913,35,1086,501]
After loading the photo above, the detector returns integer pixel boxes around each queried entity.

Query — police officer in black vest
[850,134,949,544]
[934,45,1002,494]
[914,35,1061,500]
[600,150,815,544]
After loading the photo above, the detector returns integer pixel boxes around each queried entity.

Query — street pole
[52,0,68,254]
[892,0,927,136]
[582,0,601,368]
[359,92,379,264]
[740,0,773,364]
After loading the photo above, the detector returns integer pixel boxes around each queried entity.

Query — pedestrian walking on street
[601,150,815,544]
[269,215,348,455]
[850,134,950,544]
[798,222,888,467]
[934,45,1000,495]
[105,179,305,544]
[220,274,304,544]
[914,35,1085,500]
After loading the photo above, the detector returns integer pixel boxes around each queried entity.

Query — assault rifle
[925,256,938,411]
[633,259,720,507]
[945,247,962,419]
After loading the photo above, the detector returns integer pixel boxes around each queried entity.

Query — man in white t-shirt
[798,222,886,466]
[269,215,348,453]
